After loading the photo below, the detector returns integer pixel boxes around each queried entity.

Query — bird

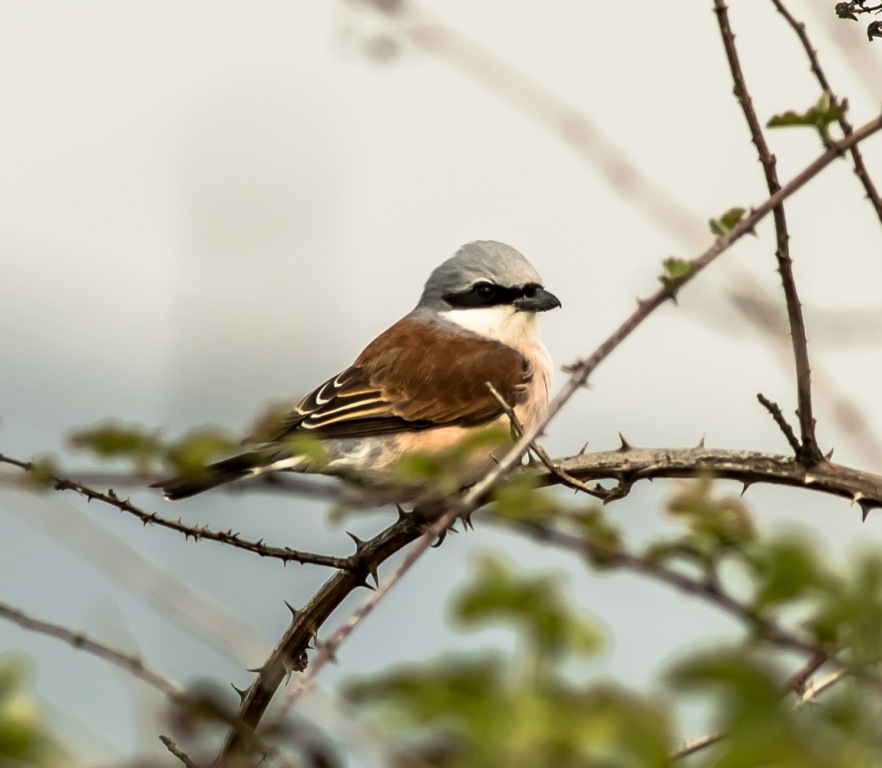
[156,240,561,501]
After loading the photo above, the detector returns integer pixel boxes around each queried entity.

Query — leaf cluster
[0,655,62,767]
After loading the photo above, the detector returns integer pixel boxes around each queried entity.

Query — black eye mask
[442,281,542,309]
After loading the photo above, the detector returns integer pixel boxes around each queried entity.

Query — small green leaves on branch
[491,473,623,567]
[0,654,62,766]
[768,94,844,143]
[451,554,604,665]
[709,207,746,237]
[68,421,238,479]
[660,257,695,298]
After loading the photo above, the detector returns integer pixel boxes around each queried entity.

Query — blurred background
[1,0,881,762]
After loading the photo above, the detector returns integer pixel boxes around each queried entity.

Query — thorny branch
[485,381,621,501]
[771,0,882,227]
[218,115,882,763]
[0,453,355,570]
[0,600,183,700]
[714,0,824,467]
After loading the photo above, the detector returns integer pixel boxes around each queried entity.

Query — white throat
[439,306,541,356]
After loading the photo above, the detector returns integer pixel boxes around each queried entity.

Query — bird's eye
[523,283,539,298]
[474,283,497,301]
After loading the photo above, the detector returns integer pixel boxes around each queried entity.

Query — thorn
[825,447,834,461]
[354,572,377,591]
[697,433,706,449]
[284,600,299,618]
[860,501,876,522]
[448,524,459,534]
[578,440,589,456]
[431,530,448,548]
[246,665,266,674]
[368,562,380,588]
[346,531,367,552]
[231,684,248,701]
[741,481,753,497]
[396,504,410,521]
[461,511,475,531]
[617,433,632,452]
[489,452,499,465]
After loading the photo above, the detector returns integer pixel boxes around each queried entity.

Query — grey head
[415,240,561,315]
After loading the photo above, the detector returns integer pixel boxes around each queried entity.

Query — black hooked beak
[514,287,562,313]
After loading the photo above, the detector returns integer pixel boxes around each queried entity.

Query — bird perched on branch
[157,241,560,501]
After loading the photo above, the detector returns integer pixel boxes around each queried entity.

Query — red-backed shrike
[158,241,560,500]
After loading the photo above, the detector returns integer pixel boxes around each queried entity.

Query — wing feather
[272,318,531,440]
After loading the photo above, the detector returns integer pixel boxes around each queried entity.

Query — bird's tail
[154,451,300,500]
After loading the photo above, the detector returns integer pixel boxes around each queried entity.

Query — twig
[796,669,849,707]
[783,651,829,695]
[159,736,199,768]
[757,393,803,455]
[673,733,725,760]
[770,0,882,227]
[484,382,618,501]
[673,652,831,759]
[219,112,882,763]
[0,600,183,700]
[714,0,823,467]
[0,453,354,570]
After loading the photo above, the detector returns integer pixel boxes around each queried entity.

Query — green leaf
[451,554,604,663]
[283,433,327,468]
[748,536,831,612]
[491,473,559,524]
[69,421,160,458]
[768,94,843,141]
[660,257,695,296]
[709,206,746,237]
[0,655,63,766]
[68,421,162,472]
[666,476,756,553]
[810,553,882,664]
[164,428,239,478]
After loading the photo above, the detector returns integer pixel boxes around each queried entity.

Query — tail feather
[153,451,272,500]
